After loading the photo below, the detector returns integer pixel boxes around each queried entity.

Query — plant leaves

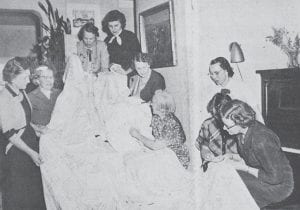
[55,9,60,25]
[41,23,50,32]
[38,2,48,15]
[61,20,68,32]
[46,0,55,25]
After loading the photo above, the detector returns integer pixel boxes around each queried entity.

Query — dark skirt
[238,168,294,208]
[2,125,46,210]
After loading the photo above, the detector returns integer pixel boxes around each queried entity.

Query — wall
[191,0,300,140]
[0,0,134,41]
[135,0,191,143]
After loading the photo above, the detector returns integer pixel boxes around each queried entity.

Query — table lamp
[229,42,245,80]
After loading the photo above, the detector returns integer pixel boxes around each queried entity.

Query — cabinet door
[266,79,300,149]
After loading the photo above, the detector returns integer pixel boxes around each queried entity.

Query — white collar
[40,87,51,99]
[109,30,123,45]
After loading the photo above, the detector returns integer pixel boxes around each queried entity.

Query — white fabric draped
[40,55,259,210]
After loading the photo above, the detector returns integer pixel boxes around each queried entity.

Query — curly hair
[152,90,176,115]
[220,99,256,128]
[101,10,126,35]
[2,57,31,83]
[209,57,234,77]
[77,22,99,41]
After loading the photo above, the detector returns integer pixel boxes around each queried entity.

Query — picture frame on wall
[139,0,177,68]
[65,3,102,57]
[66,3,101,36]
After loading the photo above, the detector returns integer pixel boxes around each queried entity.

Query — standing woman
[102,10,141,81]
[77,22,109,74]
[220,99,293,208]
[208,57,264,123]
[0,57,46,210]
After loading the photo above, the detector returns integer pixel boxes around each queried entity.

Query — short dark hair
[207,89,232,117]
[134,53,153,66]
[2,57,30,83]
[210,57,234,77]
[77,22,99,41]
[102,10,126,35]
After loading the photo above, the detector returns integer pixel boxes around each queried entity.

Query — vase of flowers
[266,27,300,68]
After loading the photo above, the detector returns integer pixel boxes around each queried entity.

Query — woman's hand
[16,128,25,138]
[31,123,49,137]
[30,151,44,167]
[110,63,126,75]
[129,127,141,139]
[224,155,247,171]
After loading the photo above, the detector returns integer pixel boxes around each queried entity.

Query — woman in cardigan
[77,22,109,74]
[220,99,293,208]
[0,57,46,210]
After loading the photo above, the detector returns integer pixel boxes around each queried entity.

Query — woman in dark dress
[220,99,293,208]
[130,53,166,102]
[102,10,141,85]
[0,57,46,210]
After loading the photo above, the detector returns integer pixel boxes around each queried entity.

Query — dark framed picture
[139,1,177,68]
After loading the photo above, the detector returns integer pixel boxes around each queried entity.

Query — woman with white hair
[28,66,61,135]
[130,90,190,169]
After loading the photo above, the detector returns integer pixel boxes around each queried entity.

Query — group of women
[0,9,294,210]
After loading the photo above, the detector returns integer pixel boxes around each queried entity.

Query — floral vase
[287,52,299,68]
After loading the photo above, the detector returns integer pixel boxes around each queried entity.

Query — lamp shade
[229,42,245,63]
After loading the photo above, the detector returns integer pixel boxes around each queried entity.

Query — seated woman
[195,89,237,169]
[0,57,46,209]
[28,66,61,136]
[130,90,190,169]
[77,22,109,74]
[220,99,294,208]
[130,53,166,102]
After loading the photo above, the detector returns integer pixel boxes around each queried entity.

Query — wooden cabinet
[257,68,300,206]
[256,68,300,150]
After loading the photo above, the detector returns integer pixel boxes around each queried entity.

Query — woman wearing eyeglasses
[208,57,264,123]
[220,99,293,208]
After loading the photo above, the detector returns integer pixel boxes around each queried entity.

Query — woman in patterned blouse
[130,90,190,169]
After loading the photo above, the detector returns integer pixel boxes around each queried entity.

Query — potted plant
[38,0,71,87]
[266,27,300,68]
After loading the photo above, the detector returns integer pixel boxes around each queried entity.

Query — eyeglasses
[207,70,223,77]
[40,76,54,80]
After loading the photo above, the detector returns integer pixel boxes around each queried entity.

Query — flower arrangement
[266,27,300,68]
